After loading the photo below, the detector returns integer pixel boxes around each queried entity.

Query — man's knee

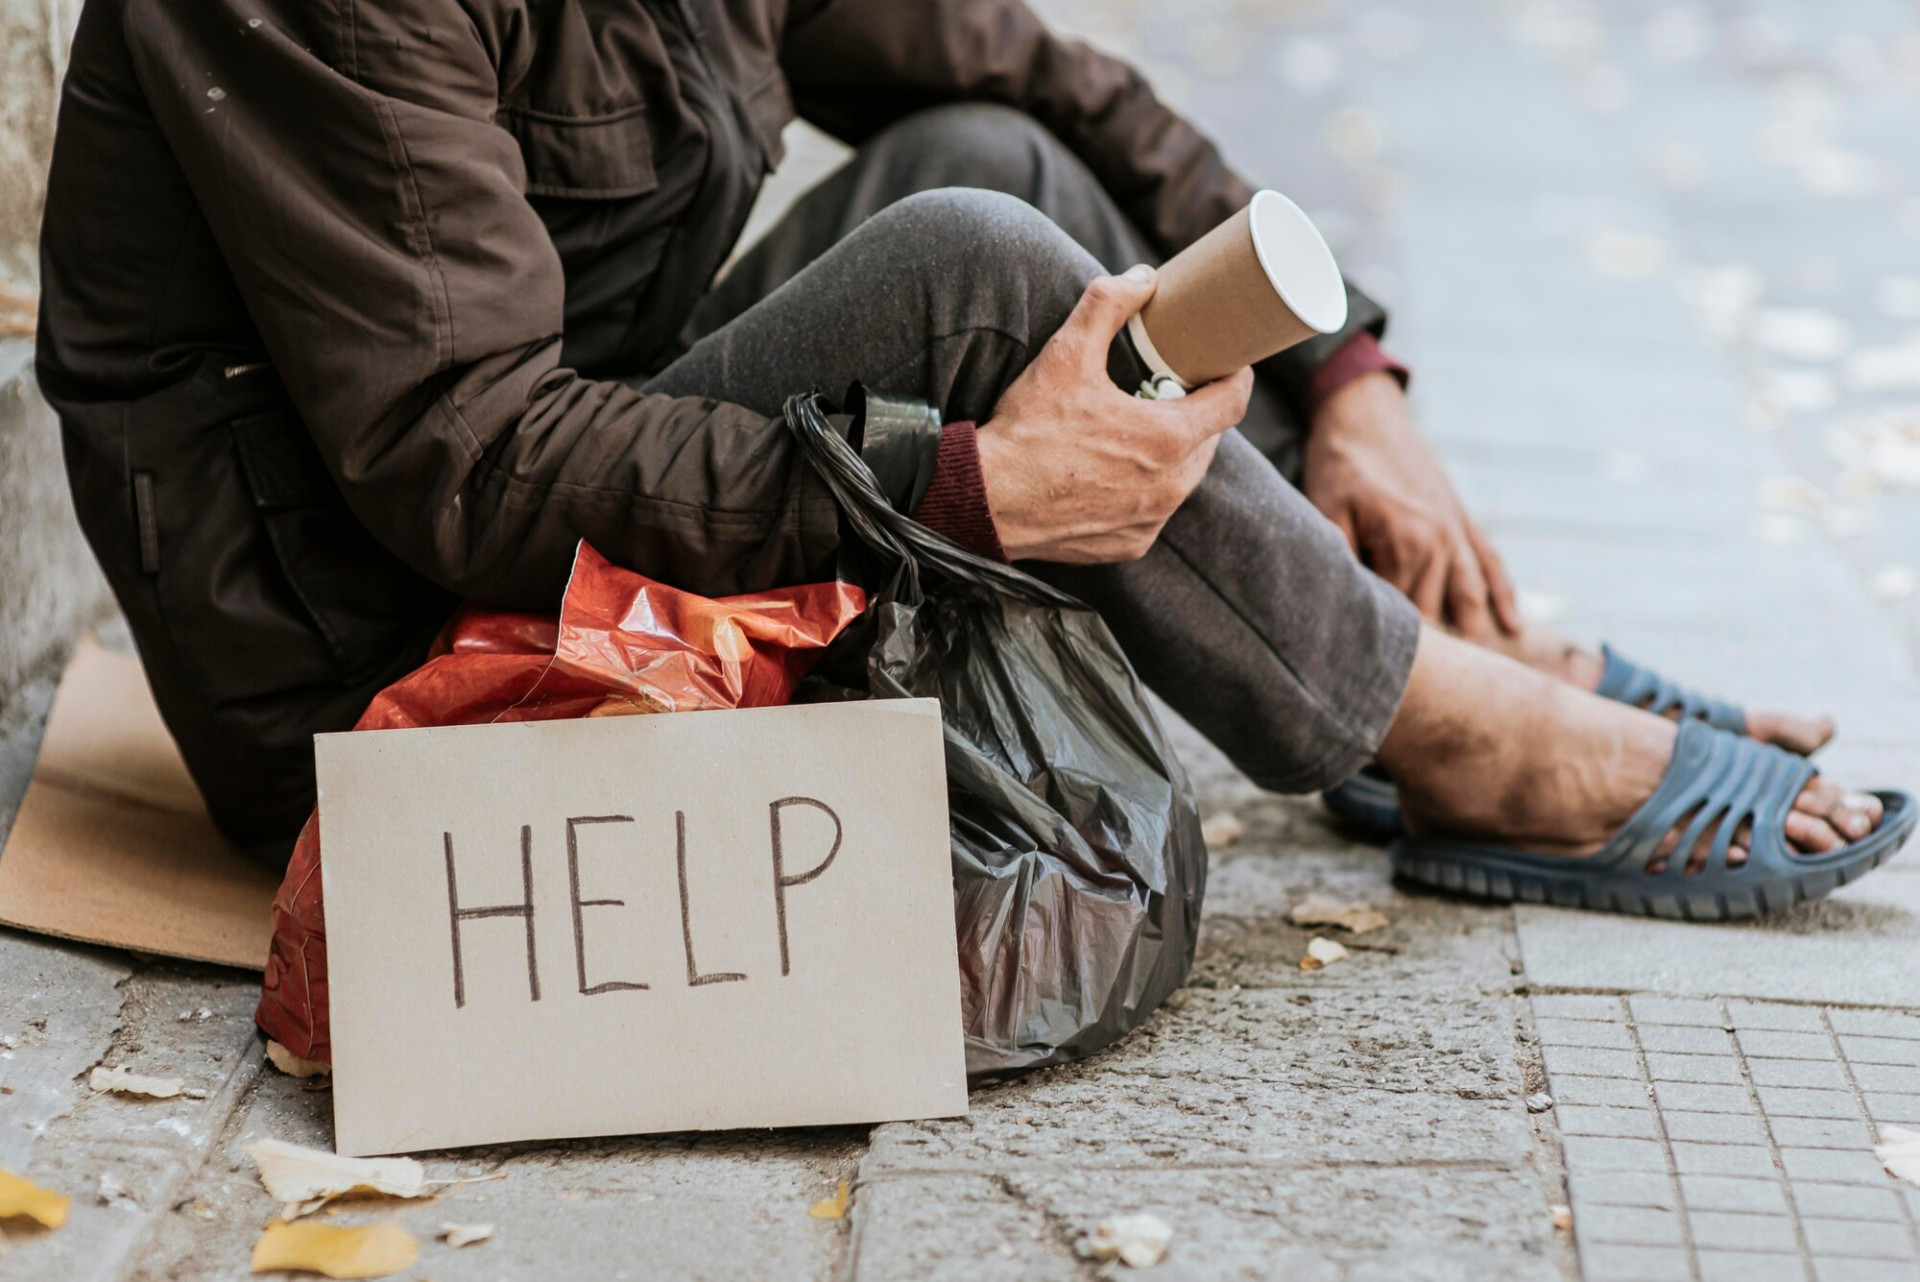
[870,103,1069,199]
[874,187,1098,310]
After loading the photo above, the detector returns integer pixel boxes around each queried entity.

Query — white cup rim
[1248,189,1349,335]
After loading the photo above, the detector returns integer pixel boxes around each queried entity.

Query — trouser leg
[651,182,1416,793]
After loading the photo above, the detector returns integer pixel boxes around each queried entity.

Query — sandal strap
[1596,721,1814,879]
[1597,644,1748,734]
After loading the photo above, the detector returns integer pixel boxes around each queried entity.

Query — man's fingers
[1408,549,1449,621]
[1444,535,1496,640]
[1466,521,1522,636]
[1059,266,1158,368]
[1165,365,1254,447]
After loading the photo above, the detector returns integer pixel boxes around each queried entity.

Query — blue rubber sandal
[1325,645,1767,840]
[1388,721,1914,920]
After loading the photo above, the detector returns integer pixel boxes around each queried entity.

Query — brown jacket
[37,0,1383,848]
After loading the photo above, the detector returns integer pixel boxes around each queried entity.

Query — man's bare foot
[1377,628,1879,871]
[1473,623,1835,755]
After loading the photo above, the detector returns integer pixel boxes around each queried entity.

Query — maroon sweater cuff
[911,420,1007,563]
[1305,332,1410,418]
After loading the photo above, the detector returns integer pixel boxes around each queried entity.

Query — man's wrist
[1305,332,1409,424]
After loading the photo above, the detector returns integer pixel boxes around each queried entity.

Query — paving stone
[1537,1017,1634,1050]
[1769,1118,1877,1150]
[1673,1143,1782,1179]
[1742,1031,1839,1061]
[1646,1053,1745,1085]
[1811,1259,1920,1282]
[1569,1169,1678,1209]
[1580,1242,1693,1282]
[1533,994,1627,1022]
[1630,996,1727,1028]
[1788,1182,1907,1223]
[1655,1081,1756,1115]
[1688,1210,1802,1252]
[1849,1064,1920,1094]
[1839,1037,1920,1068]
[1544,1045,1641,1081]
[1750,1059,1853,1091]
[1559,1134,1670,1174]
[1552,1075,1655,1108]
[1556,1105,1661,1140]
[1696,1250,1813,1282]
[1756,1088,1865,1120]
[1663,1110,1768,1146]
[1800,1218,1916,1260]
[1640,1024,1736,1055]
[1731,1006,1831,1034]
[1778,1149,1895,1186]
[1682,1176,1793,1215]
[1826,1012,1920,1042]
[1861,1094,1920,1124]
[1572,1201,1684,1246]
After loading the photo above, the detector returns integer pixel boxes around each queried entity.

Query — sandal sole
[1388,791,1916,921]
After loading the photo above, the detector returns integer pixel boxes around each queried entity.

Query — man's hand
[1304,370,1519,639]
[977,266,1253,563]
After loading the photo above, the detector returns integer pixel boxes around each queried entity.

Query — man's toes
[1831,790,1883,842]
[1785,809,1843,854]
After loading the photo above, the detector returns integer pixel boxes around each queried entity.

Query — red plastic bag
[255,544,866,1062]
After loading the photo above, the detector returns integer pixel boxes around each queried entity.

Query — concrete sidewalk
[5,1,1920,1278]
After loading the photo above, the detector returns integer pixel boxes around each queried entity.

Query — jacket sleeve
[124,0,840,609]
[781,0,1388,409]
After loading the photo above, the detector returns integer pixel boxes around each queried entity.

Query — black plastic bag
[785,392,1207,1081]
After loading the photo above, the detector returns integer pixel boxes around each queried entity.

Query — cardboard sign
[315,698,965,1156]
[0,636,276,969]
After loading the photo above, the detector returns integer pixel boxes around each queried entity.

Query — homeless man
[36,0,1905,908]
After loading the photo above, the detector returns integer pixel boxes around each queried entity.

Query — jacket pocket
[503,106,658,199]
[230,409,442,683]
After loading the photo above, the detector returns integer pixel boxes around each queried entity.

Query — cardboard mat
[0,636,276,969]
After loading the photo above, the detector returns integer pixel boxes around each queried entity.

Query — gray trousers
[647,105,1419,794]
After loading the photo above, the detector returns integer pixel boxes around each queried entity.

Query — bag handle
[783,391,1081,608]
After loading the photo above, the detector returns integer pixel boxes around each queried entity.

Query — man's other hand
[977,266,1253,564]
[1304,371,1520,640]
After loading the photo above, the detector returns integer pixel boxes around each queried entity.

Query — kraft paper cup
[1128,189,1348,390]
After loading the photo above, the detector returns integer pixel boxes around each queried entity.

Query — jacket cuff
[1305,332,1410,419]
[911,421,1007,563]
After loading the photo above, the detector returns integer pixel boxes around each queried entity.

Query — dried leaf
[1298,936,1350,971]
[1551,1203,1574,1230]
[439,1221,494,1248]
[250,1220,417,1278]
[246,1140,426,1219]
[0,1168,69,1229]
[1287,894,1389,935]
[1199,813,1244,848]
[808,1180,850,1219]
[266,1041,332,1079]
[1875,1126,1920,1186]
[89,1065,186,1099]
[1078,1213,1174,1268]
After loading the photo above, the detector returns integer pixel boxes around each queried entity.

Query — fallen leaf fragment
[1288,893,1389,935]
[1298,936,1350,971]
[266,1041,332,1079]
[0,1168,69,1229]
[246,1140,426,1220]
[439,1221,494,1248]
[251,1219,417,1278]
[1875,1126,1920,1186]
[1199,812,1244,848]
[808,1180,849,1219]
[1551,1203,1573,1230]
[89,1065,186,1099]
[1078,1212,1174,1268]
